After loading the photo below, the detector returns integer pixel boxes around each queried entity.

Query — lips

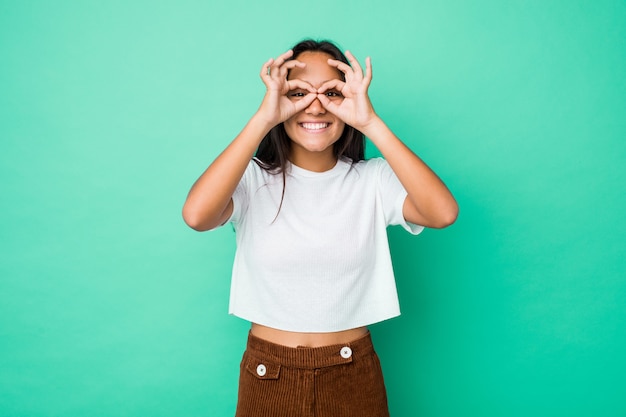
[299,122,330,132]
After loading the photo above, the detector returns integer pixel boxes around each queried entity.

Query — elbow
[405,197,459,229]
[182,198,232,231]
[184,219,210,232]
[430,204,459,229]
[433,214,458,229]
[182,205,212,232]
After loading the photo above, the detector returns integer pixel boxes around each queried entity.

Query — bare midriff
[250,323,369,348]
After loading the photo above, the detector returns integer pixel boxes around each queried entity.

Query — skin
[282,51,346,172]
[182,48,459,347]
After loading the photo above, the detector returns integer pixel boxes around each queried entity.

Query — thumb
[317,93,339,115]
[293,93,318,113]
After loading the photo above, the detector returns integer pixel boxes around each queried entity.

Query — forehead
[288,51,343,83]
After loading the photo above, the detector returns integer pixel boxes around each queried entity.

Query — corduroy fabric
[235,332,390,417]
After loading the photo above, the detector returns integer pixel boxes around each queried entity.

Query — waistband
[245,331,375,370]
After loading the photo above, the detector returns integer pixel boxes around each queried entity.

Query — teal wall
[2,1,625,416]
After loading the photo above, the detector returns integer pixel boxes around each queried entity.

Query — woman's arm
[182,115,271,231]
[360,118,459,228]
[182,50,317,231]
[317,51,458,228]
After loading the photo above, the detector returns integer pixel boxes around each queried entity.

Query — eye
[324,90,343,98]
[288,90,306,98]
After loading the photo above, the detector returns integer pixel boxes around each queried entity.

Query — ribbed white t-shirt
[225,157,423,332]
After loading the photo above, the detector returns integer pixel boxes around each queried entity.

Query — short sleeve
[226,160,254,225]
[376,158,424,235]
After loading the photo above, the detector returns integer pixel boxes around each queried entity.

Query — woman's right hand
[256,49,317,127]
[183,51,317,232]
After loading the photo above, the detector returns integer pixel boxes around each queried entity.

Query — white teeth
[301,122,328,130]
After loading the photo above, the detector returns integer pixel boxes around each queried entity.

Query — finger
[287,79,316,93]
[283,59,306,70]
[344,50,364,78]
[317,79,346,94]
[364,56,372,84]
[266,49,295,79]
[260,58,274,79]
[292,93,317,113]
[272,49,294,68]
[278,59,306,78]
[317,93,341,115]
[327,58,355,81]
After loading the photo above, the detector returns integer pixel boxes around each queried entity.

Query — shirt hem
[228,311,401,333]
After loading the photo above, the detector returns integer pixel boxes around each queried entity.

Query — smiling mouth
[299,122,329,132]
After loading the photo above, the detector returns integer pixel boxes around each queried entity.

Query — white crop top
[225,157,423,332]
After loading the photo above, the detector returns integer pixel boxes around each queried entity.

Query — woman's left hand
[316,51,378,131]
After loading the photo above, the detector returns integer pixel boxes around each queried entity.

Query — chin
[300,140,337,153]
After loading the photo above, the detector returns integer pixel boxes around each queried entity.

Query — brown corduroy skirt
[235,331,390,417]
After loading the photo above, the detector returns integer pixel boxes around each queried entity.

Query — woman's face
[284,51,345,170]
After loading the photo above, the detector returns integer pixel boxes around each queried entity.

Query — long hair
[255,39,365,172]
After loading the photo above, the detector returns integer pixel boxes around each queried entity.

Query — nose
[305,96,325,115]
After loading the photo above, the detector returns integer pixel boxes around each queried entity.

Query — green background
[2,0,625,416]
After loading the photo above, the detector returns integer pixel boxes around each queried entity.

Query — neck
[289,151,338,172]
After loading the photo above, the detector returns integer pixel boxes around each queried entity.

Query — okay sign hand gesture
[316,51,378,131]
[258,49,317,127]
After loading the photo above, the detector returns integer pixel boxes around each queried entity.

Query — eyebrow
[287,79,340,86]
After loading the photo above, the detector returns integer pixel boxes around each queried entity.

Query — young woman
[183,39,458,417]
